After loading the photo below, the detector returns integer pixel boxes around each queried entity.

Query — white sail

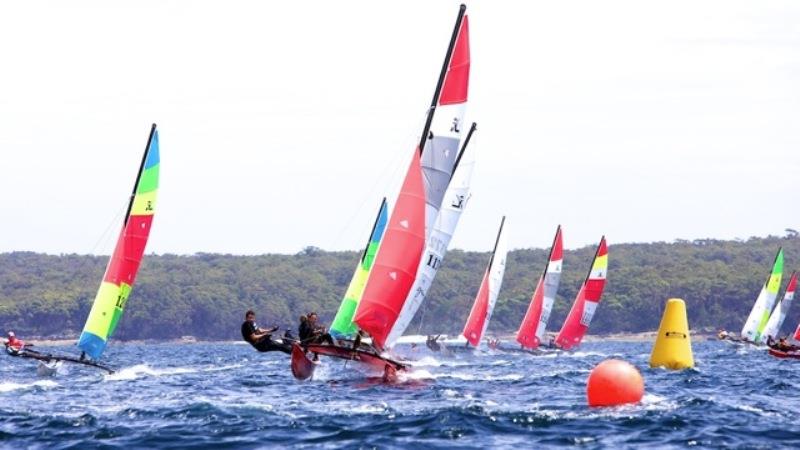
[759,272,797,343]
[741,249,783,342]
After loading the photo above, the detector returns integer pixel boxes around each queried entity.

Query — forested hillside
[1,233,799,340]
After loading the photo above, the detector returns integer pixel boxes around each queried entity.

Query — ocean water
[1,340,799,449]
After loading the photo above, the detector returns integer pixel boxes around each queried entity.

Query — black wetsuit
[298,321,334,346]
[241,321,291,354]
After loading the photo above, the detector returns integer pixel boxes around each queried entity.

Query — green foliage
[1,234,799,340]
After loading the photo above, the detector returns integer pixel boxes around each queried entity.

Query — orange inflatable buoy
[586,359,644,407]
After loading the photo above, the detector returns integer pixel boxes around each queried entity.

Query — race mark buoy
[586,359,644,407]
[649,298,694,370]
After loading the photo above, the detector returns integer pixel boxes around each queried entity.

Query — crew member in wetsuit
[241,310,291,354]
[768,336,799,352]
[298,312,334,346]
[426,335,442,352]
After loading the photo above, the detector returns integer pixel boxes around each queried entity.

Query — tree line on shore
[1,233,799,341]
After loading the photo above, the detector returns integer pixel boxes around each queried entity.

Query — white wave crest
[0,379,58,393]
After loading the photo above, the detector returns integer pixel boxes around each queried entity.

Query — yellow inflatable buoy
[649,298,694,369]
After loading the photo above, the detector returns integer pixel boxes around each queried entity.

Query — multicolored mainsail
[462,216,508,347]
[77,124,160,360]
[516,226,563,349]
[759,270,796,343]
[330,198,389,337]
[741,248,784,342]
[554,237,608,350]
[384,123,477,348]
[354,5,470,350]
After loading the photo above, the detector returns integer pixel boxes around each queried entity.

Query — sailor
[426,335,442,352]
[298,312,334,346]
[241,310,291,354]
[4,331,25,356]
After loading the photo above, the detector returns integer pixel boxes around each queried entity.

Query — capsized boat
[329,198,389,338]
[515,226,563,350]
[462,216,508,348]
[741,248,784,343]
[758,271,797,344]
[291,5,471,379]
[7,124,160,374]
[553,237,608,350]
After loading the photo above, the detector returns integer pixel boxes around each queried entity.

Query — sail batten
[77,124,160,360]
[741,248,784,342]
[516,226,563,349]
[553,237,608,350]
[462,216,508,347]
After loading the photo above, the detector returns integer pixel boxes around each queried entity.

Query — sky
[1,1,798,255]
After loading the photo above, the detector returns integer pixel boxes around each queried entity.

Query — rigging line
[88,203,127,255]
[327,108,431,250]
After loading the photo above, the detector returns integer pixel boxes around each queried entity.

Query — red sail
[462,269,491,347]
[554,237,608,350]
[516,276,545,348]
[353,150,426,349]
[516,226,564,349]
[438,15,470,106]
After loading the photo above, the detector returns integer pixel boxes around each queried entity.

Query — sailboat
[759,271,796,343]
[329,198,389,338]
[6,124,160,374]
[291,5,471,380]
[462,216,508,348]
[384,122,477,348]
[515,226,563,350]
[740,248,784,343]
[553,237,608,350]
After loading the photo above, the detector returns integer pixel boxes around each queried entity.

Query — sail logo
[426,253,442,270]
[450,117,460,133]
[145,201,153,212]
[399,220,409,229]
[451,194,465,209]
[389,272,397,280]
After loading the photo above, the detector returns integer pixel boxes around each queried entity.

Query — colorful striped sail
[516,226,563,349]
[384,123,477,348]
[77,124,160,360]
[554,237,608,350]
[330,198,389,337]
[759,271,796,343]
[462,216,508,347]
[354,5,470,350]
[741,248,783,342]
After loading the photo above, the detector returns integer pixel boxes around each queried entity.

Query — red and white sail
[462,217,508,347]
[761,271,797,342]
[554,237,608,350]
[515,226,563,349]
[353,6,470,350]
[384,124,478,348]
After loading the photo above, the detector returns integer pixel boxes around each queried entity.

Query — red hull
[291,343,317,380]
[768,348,800,359]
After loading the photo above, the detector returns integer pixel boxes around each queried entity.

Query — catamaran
[515,226,563,350]
[291,4,471,380]
[5,124,160,374]
[461,216,508,348]
[553,237,608,350]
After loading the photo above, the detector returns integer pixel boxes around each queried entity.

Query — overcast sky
[1,1,798,255]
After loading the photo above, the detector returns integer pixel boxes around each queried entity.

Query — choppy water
[1,340,799,449]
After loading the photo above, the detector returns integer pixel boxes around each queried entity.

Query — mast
[417,4,467,156]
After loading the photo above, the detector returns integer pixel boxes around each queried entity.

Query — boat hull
[290,343,317,380]
[768,348,800,359]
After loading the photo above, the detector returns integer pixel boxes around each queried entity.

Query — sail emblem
[400,219,409,229]
[451,117,461,133]
[389,272,397,280]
